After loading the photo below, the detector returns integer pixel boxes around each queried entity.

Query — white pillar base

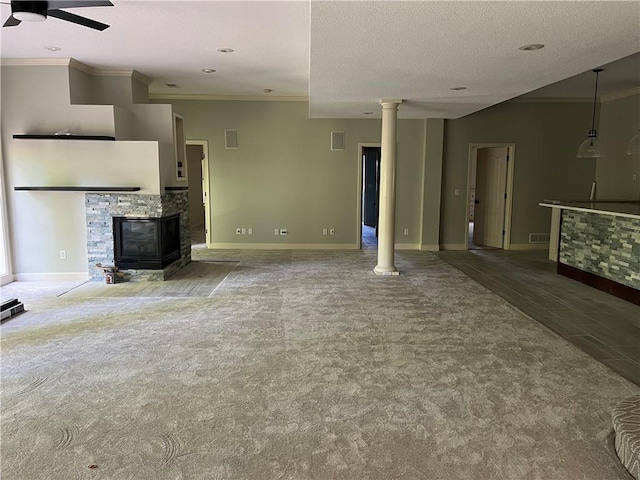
[373,266,400,276]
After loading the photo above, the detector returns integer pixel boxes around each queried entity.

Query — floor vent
[1,298,25,322]
[529,233,550,244]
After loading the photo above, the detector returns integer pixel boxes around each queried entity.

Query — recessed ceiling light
[44,46,61,51]
[201,69,216,73]
[218,48,234,53]
[263,88,273,93]
[450,87,467,91]
[519,44,545,51]
[363,112,374,115]
[166,83,179,88]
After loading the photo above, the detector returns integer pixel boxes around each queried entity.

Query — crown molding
[509,89,640,104]
[149,93,309,102]
[1,58,152,83]
[69,58,94,75]
[1,57,73,67]
[601,87,640,103]
[93,68,152,85]
[507,96,593,104]
[92,68,134,77]
[132,70,152,85]
[0,57,94,76]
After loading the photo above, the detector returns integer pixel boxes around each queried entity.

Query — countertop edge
[539,202,640,220]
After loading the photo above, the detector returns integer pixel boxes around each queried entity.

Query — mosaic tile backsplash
[560,210,640,289]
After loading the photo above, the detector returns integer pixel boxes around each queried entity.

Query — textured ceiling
[0,1,310,98]
[309,1,640,118]
[1,1,639,118]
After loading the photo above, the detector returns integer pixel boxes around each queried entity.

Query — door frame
[357,143,382,249]
[0,152,13,286]
[186,140,211,247]
[465,143,515,250]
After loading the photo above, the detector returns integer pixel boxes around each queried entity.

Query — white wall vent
[331,131,345,151]
[225,130,238,149]
[528,233,550,244]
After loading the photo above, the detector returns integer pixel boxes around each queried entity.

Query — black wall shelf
[14,187,141,192]
[13,134,116,141]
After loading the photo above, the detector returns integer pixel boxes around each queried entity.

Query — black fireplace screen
[113,214,180,269]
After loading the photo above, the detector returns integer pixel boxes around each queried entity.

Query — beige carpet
[1,249,638,479]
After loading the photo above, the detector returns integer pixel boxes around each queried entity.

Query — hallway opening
[357,143,381,249]
[186,140,210,248]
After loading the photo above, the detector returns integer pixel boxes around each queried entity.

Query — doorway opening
[466,144,515,250]
[0,163,12,285]
[185,140,211,248]
[357,144,381,250]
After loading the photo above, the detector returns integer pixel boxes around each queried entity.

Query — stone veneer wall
[85,192,191,281]
[560,210,640,289]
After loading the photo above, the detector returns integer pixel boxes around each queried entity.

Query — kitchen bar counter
[539,200,640,220]
[540,200,640,305]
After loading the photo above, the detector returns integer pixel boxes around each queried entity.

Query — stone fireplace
[113,214,181,270]
[85,192,190,281]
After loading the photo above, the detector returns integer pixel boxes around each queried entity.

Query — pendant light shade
[627,129,640,155]
[577,131,600,158]
[577,68,603,159]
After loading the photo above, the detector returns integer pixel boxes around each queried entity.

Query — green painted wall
[161,100,427,247]
[442,101,597,247]
[597,93,640,200]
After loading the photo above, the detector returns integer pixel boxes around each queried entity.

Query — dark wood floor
[436,249,640,386]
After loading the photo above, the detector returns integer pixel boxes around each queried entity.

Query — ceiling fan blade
[3,15,21,27]
[46,8,109,30]
[47,1,113,8]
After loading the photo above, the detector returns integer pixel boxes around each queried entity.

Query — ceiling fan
[2,1,113,31]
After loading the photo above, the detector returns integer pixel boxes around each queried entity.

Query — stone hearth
[85,192,191,281]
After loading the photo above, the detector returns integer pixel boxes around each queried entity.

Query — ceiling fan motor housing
[11,1,49,20]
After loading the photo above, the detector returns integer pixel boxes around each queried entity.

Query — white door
[473,147,508,248]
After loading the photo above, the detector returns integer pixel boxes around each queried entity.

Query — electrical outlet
[248,228,253,235]
[59,250,67,260]
[322,228,327,235]
[275,229,280,236]
[236,228,241,235]
[633,173,638,181]
[280,229,288,236]
[404,228,409,236]
[241,228,246,235]
[454,189,460,196]
[329,228,335,235]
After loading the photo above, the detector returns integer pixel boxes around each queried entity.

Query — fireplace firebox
[113,214,181,270]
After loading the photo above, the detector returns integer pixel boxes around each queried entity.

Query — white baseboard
[208,243,358,250]
[1,273,15,286]
[440,243,467,251]
[509,243,549,251]
[13,272,90,282]
[420,244,440,251]
[394,243,420,250]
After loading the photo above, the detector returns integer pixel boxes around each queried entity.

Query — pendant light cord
[590,69,601,131]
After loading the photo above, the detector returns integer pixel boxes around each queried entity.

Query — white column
[374,99,402,276]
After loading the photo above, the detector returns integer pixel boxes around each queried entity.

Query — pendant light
[577,68,603,158]
[627,128,640,155]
